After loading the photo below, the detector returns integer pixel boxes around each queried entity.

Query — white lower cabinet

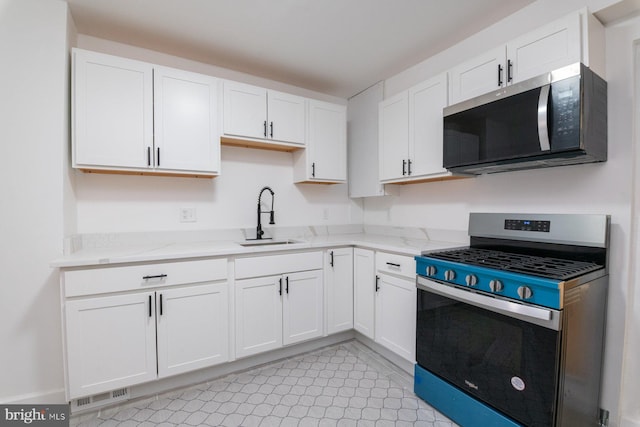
[65,292,157,399]
[353,248,375,339]
[234,252,324,359]
[374,274,416,362]
[234,276,284,358]
[156,283,229,377]
[374,252,417,362]
[325,248,354,334]
[62,258,229,400]
[353,249,417,363]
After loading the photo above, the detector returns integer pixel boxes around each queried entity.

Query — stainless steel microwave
[443,63,607,175]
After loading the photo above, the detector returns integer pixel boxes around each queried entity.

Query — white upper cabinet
[379,91,409,182]
[153,66,219,174]
[223,81,306,147]
[449,9,604,105]
[72,48,220,177]
[448,46,506,105]
[379,73,451,184]
[408,74,449,178]
[293,100,347,183]
[73,49,153,170]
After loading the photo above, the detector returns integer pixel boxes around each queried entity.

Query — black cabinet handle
[312,162,316,177]
[386,262,401,268]
[402,159,407,176]
[279,277,282,296]
[498,64,503,87]
[264,121,267,137]
[147,147,151,166]
[286,276,289,294]
[157,147,160,166]
[159,294,163,316]
[375,275,380,292]
[407,159,412,176]
[507,59,513,83]
[330,251,334,267]
[270,122,274,138]
[148,295,152,317]
[143,274,167,280]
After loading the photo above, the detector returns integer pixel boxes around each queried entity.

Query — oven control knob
[465,274,478,287]
[489,280,503,292]
[444,270,456,281]
[517,286,533,300]
[426,266,437,276]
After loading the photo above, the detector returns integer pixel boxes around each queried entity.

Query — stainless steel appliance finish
[414,213,610,427]
[443,63,607,175]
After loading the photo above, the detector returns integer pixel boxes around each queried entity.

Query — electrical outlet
[179,207,197,223]
[323,208,329,220]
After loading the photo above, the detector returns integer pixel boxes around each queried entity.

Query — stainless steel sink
[238,239,303,247]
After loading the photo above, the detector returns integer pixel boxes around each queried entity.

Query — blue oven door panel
[415,364,522,427]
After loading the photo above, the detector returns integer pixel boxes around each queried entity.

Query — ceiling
[65,0,535,99]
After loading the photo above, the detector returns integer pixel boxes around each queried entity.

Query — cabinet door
[267,90,306,144]
[378,91,409,181]
[235,276,283,358]
[448,46,506,104]
[307,101,347,181]
[375,274,417,362]
[223,81,267,140]
[507,12,580,84]
[325,248,353,334]
[283,270,324,345]
[156,283,229,378]
[353,248,375,339]
[73,49,153,169]
[154,67,220,173]
[408,73,448,177]
[65,293,156,398]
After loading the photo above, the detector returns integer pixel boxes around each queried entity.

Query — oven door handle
[417,277,561,331]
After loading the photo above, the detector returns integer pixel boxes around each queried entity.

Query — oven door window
[416,288,561,427]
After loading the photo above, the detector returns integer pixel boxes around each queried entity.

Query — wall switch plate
[179,207,197,223]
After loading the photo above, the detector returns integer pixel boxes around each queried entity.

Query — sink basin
[238,239,303,247]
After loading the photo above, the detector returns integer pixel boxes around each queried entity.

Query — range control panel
[504,219,550,232]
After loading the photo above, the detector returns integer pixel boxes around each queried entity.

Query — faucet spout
[256,186,275,240]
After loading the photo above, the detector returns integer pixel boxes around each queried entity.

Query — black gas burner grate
[425,248,603,280]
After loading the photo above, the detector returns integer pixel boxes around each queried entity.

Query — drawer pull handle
[386,262,401,268]
[143,274,167,280]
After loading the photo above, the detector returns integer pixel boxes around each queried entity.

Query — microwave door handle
[537,84,551,151]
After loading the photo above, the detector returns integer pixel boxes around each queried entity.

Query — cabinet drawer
[375,252,416,279]
[235,251,323,279]
[64,258,227,297]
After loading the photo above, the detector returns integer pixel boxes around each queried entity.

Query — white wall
[0,0,70,403]
[73,36,361,234]
[364,0,635,425]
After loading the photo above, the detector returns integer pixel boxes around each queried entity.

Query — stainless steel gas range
[414,213,610,427]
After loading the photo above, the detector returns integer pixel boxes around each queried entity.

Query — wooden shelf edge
[78,168,217,179]
[220,136,304,152]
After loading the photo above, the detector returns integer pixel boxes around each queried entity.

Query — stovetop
[425,247,603,281]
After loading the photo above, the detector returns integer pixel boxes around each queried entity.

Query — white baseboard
[1,388,66,405]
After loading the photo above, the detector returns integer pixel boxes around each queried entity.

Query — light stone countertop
[51,225,468,268]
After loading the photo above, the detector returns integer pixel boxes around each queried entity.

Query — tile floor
[72,340,458,427]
